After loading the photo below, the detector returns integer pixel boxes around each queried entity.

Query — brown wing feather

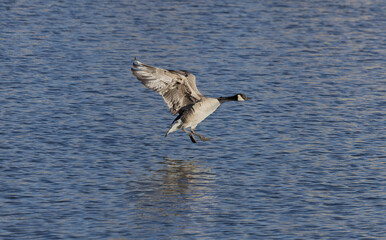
[131,59,204,115]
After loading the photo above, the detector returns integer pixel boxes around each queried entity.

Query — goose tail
[165,119,182,137]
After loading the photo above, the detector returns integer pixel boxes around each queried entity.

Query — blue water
[1,0,385,239]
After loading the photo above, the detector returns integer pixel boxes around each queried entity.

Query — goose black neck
[218,95,238,104]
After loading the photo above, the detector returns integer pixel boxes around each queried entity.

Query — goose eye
[185,74,188,77]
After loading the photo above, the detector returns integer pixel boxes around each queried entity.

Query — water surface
[1,0,385,239]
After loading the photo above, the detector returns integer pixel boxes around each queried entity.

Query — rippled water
[1,0,385,239]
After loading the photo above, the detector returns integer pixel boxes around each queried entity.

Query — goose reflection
[130,156,216,220]
[155,157,213,197]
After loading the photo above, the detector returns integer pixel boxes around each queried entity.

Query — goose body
[182,98,220,129]
[131,58,249,143]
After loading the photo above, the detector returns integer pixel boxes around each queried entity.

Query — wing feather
[131,59,204,115]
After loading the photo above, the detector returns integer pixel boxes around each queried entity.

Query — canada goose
[131,58,249,143]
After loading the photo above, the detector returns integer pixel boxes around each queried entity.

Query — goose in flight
[131,58,249,143]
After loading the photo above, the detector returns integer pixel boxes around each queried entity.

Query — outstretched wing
[131,58,204,115]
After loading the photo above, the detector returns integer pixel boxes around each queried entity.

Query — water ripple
[1,0,385,239]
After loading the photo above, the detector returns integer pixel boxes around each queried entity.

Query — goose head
[236,93,250,101]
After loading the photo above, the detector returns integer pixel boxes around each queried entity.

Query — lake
[1,0,385,239]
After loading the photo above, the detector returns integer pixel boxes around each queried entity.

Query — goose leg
[191,129,211,141]
[182,128,197,143]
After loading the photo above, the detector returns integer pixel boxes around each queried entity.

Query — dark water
[1,0,385,239]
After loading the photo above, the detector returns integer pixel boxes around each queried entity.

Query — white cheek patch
[237,95,245,101]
